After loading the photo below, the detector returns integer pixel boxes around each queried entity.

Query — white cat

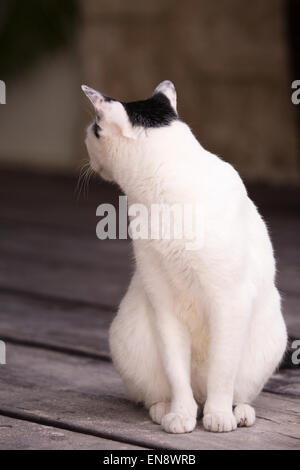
[82,81,287,434]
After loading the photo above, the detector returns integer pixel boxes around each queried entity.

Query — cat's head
[81,81,178,182]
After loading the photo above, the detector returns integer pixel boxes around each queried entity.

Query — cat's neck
[114,123,209,207]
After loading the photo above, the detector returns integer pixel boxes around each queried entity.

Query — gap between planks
[1,287,299,370]
[0,408,152,450]
[0,414,146,450]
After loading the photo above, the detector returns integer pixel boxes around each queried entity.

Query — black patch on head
[93,122,100,139]
[122,92,177,128]
[102,95,115,103]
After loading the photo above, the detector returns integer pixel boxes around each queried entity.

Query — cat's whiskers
[83,165,94,199]
[75,161,92,200]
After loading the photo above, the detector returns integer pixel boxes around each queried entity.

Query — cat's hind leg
[232,287,287,428]
[233,404,256,427]
[109,273,171,421]
[202,282,253,433]
[149,402,170,424]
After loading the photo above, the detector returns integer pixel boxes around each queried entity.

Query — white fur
[82,82,287,434]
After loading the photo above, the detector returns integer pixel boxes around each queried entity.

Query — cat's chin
[86,155,114,182]
[97,167,114,182]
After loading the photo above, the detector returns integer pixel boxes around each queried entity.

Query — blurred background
[0,0,299,184]
[0,1,299,450]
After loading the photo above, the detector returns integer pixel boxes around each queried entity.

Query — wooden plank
[0,254,298,336]
[0,290,298,370]
[0,172,121,234]
[282,295,300,338]
[0,171,298,221]
[277,265,300,300]
[0,343,298,450]
[0,415,146,450]
[0,257,128,309]
[0,224,296,303]
[0,218,132,308]
[0,218,299,335]
[0,169,113,204]
[264,369,300,397]
[1,177,300,305]
[0,291,113,359]
[0,235,131,308]
[247,184,300,215]
[264,214,300,297]
[0,223,131,270]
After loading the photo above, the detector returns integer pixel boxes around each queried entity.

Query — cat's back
[144,120,246,205]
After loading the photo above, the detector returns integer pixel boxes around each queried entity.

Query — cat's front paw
[162,412,196,434]
[203,411,237,433]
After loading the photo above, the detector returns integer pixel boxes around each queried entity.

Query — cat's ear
[152,80,177,112]
[81,85,103,111]
[81,85,135,139]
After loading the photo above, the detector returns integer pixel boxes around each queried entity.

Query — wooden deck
[0,170,299,450]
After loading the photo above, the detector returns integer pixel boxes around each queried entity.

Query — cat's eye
[93,122,100,139]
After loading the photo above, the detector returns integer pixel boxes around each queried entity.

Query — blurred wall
[80,0,300,184]
[0,46,81,172]
[0,0,299,184]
